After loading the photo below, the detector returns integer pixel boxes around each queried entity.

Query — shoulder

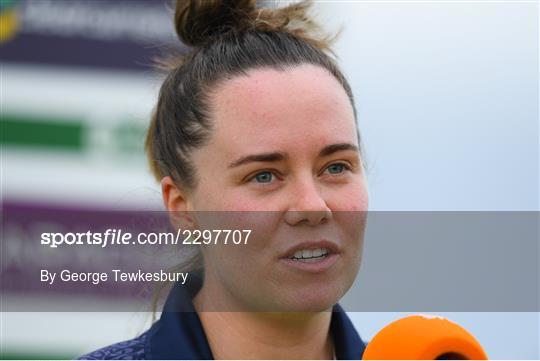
[77,330,150,360]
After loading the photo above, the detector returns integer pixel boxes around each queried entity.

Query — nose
[284,177,332,226]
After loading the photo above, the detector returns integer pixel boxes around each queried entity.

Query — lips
[281,239,340,260]
[279,240,341,273]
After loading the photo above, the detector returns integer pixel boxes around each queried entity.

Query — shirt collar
[147,270,365,359]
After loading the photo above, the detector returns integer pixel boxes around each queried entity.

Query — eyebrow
[228,143,359,169]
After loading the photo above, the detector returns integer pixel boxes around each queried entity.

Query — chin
[274,283,345,312]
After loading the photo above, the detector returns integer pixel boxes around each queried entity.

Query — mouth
[280,240,340,272]
[289,247,331,263]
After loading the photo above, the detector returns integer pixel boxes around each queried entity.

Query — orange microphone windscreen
[362,315,488,360]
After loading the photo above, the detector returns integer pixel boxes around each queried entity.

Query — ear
[161,176,195,229]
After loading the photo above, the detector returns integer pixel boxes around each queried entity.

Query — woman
[80,0,369,359]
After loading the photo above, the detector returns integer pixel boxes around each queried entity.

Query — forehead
[209,64,357,151]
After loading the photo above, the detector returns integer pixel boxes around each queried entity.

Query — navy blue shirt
[79,271,366,359]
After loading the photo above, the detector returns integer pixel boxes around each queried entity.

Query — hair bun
[174,0,338,54]
[175,0,256,47]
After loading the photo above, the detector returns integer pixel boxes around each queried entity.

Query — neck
[193,288,335,359]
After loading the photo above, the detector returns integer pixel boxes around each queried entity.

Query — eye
[324,162,351,175]
[250,171,275,184]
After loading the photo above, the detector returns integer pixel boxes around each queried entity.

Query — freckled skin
[185,64,369,312]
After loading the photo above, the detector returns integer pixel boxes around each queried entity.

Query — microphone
[362,315,488,360]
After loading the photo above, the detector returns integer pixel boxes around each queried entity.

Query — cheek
[327,179,369,213]
[199,212,281,297]
[193,181,261,212]
[194,206,281,260]
[331,180,369,257]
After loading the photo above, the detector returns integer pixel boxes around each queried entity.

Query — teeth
[291,248,329,260]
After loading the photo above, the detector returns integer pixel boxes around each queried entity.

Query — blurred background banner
[2,1,177,356]
[1,0,174,211]
[0,0,180,70]
[1,0,538,359]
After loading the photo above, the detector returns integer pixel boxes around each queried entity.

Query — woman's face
[179,64,368,312]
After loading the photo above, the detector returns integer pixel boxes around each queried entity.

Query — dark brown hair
[145,0,360,193]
